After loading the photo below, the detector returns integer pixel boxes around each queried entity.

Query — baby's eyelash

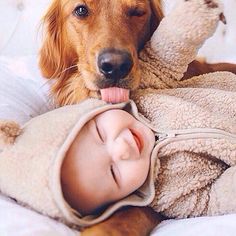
[95,120,103,142]
[110,165,118,184]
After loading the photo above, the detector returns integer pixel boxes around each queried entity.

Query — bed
[1,0,236,235]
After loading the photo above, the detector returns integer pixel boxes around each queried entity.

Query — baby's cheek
[138,159,150,182]
[132,162,149,187]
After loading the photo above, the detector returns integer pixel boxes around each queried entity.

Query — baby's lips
[100,87,130,103]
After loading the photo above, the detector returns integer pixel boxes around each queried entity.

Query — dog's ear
[39,0,77,81]
[138,0,164,49]
[150,0,164,35]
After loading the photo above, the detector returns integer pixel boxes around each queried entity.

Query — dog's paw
[81,225,125,236]
[81,207,161,236]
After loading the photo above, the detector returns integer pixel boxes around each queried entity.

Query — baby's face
[61,109,155,215]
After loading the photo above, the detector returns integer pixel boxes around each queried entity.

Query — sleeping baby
[1,80,236,228]
[1,0,236,230]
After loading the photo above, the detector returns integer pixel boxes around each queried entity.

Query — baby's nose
[112,141,132,161]
[110,133,139,162]
[118,148,130,160]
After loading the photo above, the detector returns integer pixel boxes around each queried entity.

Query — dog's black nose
[98,49,133,81]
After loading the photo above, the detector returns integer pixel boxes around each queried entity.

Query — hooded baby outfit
[1,87,236,228]
[1,0,236,230]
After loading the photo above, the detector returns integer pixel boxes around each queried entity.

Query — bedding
[1,193,236,236]
[0,56,54,124]
[0,195,77,236]
[1,56,236,236]
[1,0,236,234]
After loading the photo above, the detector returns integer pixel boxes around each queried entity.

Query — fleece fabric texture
[0,0,236,229]
[0,99,109,226]
[139,0,223,89]
[132,76,236,218]
[129,0,236,218]
[0,99,157,228]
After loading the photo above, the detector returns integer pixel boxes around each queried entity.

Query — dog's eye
[128,8,146,17]
[73,5,89,18]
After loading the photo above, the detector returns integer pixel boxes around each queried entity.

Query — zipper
[155,127,236,143]
[145,127,236,208]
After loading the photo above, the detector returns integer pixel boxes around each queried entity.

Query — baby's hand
[146,0,226,83]
[179,0,224,42]
[152,0,225,47]
[185,0,225,22]
[203,0,226,24]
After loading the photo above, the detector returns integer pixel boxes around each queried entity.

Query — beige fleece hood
[0,99,157,228]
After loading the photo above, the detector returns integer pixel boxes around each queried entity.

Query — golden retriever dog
[39,0,236,235]
[39,0,163,105]
[39,0,236,106]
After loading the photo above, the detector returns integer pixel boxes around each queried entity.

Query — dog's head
[39,0,163,105]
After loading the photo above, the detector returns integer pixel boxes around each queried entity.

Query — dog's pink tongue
[100,87,130,103]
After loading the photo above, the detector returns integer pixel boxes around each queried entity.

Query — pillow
[152,214,236,236]
[0,55,78,235]
[0,194,77,236]
[0,55,54,124]
[1,56,236,236]
[0,0,50,56]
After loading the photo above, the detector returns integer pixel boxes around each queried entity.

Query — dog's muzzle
[98,49,133,103]
[98,49,133,81]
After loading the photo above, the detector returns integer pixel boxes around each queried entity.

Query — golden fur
[39,1,236,234]
[39,0,236,107]
[39,0,163,105]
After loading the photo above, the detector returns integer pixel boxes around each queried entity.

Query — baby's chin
[74,198,109,216]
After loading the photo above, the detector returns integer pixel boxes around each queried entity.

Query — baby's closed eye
[94,120,104,142]
[110,164,120,187]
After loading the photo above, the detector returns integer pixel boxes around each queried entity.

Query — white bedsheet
[1,0,236,234]
[1,56,236,236]
[0,195,77,236]
[0,56,54,124]
[1,193,236,236]
[152,214,236,236]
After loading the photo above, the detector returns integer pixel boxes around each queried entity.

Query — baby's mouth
[100,87,130,103]
[130,129,143,154]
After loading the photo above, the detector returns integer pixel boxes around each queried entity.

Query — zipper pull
[156,132,177,141]
[156,133,167,141]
